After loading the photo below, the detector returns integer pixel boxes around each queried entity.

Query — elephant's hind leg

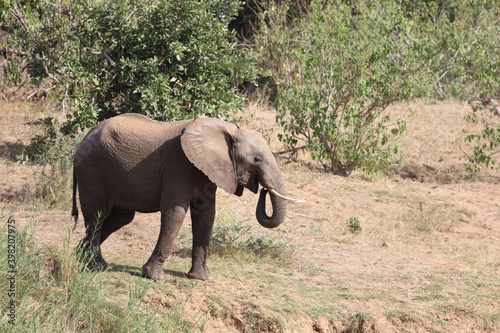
[100,210,136,245]
[78,206,110,271]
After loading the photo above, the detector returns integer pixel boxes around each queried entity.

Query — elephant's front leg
[187,195,216,281]
[142,204,188,280]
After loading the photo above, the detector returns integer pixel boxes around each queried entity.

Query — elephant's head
[181,117,301,228]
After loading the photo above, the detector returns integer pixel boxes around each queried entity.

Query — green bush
[253,0,499,175]
[461,102,500,174]
[409,0,499,99]
[347,217,362,233]
[211,214,295,265]
[255,0,429,175]
[3,0,253,130]
[26,115,84,206]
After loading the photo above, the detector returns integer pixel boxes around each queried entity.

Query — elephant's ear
[181,117,239,194]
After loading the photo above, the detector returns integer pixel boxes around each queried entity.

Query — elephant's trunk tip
[255,188,287,229]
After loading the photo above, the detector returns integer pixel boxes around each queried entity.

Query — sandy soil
[1,100,499,332]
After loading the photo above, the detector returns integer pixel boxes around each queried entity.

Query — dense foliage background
[1,0,251,129]
[1,0,498,174]
[250,0,499,174]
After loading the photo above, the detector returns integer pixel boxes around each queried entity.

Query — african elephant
[72,113,301,281]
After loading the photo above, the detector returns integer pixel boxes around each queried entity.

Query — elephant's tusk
[267,188,306,203]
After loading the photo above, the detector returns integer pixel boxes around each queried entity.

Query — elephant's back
[76,114,192,171]
[102,113,189,140]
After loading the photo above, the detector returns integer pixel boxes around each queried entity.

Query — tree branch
[273,145,307,156]
[0,48,30,58]
[25,85,56,100]
[89,50,118,68]
[73,32,118,68]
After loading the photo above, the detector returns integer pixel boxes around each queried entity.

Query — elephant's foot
[187,266,212,281]
[76,240,108,271]
[87,256,109,272]
[142,262,165,281]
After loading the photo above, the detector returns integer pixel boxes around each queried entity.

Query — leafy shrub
[3,0,253,130]
[347,217,362,233]
[252,0,499,175]
[410,0,499,99]
[27,116,84,206]
[254,0,429,175]
[211,214,295,265]
[461,102,500,174]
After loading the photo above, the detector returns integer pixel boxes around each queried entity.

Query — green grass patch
[210,213,295,266]
[0,215,204,332]
[347,217,362,233]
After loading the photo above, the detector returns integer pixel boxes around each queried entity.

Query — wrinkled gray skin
[72,114,287,281]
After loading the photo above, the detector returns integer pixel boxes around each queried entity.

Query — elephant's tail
[71,166,79,231]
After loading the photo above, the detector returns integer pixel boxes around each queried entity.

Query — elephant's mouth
[238,172,259,194]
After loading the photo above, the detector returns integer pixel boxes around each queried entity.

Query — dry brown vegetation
[1,100,499,332]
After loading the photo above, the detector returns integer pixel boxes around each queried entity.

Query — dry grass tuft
[400,202,463,233]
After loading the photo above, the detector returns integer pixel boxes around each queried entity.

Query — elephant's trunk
[256,188,287,228]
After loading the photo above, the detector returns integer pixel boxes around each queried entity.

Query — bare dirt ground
[1,100,499,332]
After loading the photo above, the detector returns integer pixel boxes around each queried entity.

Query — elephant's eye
[254,156,263,164]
